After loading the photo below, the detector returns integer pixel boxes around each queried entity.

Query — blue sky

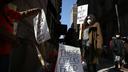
[60,0,77,29]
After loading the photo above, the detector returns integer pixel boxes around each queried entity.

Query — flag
[33,9,50,44]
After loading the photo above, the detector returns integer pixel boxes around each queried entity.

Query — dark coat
[111,38,124,56]
[9,19,41,72]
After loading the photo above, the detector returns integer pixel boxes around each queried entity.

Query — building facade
[71,4,78,32]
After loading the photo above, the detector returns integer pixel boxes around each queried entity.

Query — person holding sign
[81,14,103,72]
[0,0,41,72]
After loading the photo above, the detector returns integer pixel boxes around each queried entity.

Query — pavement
[83,50,128,72]
[98,65,128,72]
[97,54,128,72]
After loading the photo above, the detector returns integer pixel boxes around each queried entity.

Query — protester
[0,0,41,72]
[111,33,124,71]
[81,14,103,72]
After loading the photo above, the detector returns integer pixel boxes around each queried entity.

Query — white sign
[33,9,51,44]
[55,44,84,72]
[77,4,88,24]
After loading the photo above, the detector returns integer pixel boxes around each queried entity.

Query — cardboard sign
[77,4,88,24]
[55,44,84,72]
[33,9,50,44]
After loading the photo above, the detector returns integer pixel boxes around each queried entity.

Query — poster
[33,9,50,44]
[77,4,88,24]
[55,44,84,72]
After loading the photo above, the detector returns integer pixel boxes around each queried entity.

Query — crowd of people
[0,0,41,72]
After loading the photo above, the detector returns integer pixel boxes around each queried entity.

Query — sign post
[77,4,88,40]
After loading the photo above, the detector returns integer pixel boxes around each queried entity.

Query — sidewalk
[97,56,128,72]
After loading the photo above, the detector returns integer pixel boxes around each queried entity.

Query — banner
[33,9,50,44]
[77,4,88,24]
[55,44,84,72]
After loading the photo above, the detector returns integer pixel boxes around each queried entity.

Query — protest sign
[33,9,50,44]
[77,4,88,24]
[55,44,84,72]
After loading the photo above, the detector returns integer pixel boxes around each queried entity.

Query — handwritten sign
[55,44,84,72]
[77,4,88,24]
[33,9,50,44]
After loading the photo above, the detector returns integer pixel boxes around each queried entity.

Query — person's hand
[36,8,41,12]
[29,8,41,13]
[29,8,41,14]
[20,8,41,17]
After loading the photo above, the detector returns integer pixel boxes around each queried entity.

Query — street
[82,48,128,72]
[97,51,128,72]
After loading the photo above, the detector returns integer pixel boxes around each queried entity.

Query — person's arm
[91,22,103,48]
[96,22,103,48]
[6,4,41,20]
[19,8,41,18]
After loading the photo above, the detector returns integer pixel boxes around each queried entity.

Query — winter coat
[82,22,103,49]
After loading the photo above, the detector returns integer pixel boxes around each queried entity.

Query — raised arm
[19,8,41,18]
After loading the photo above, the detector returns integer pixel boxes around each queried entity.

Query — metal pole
[115,4,120,33]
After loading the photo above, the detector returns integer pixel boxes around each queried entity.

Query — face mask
[87,19,92,24]
[116,35,120,38]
